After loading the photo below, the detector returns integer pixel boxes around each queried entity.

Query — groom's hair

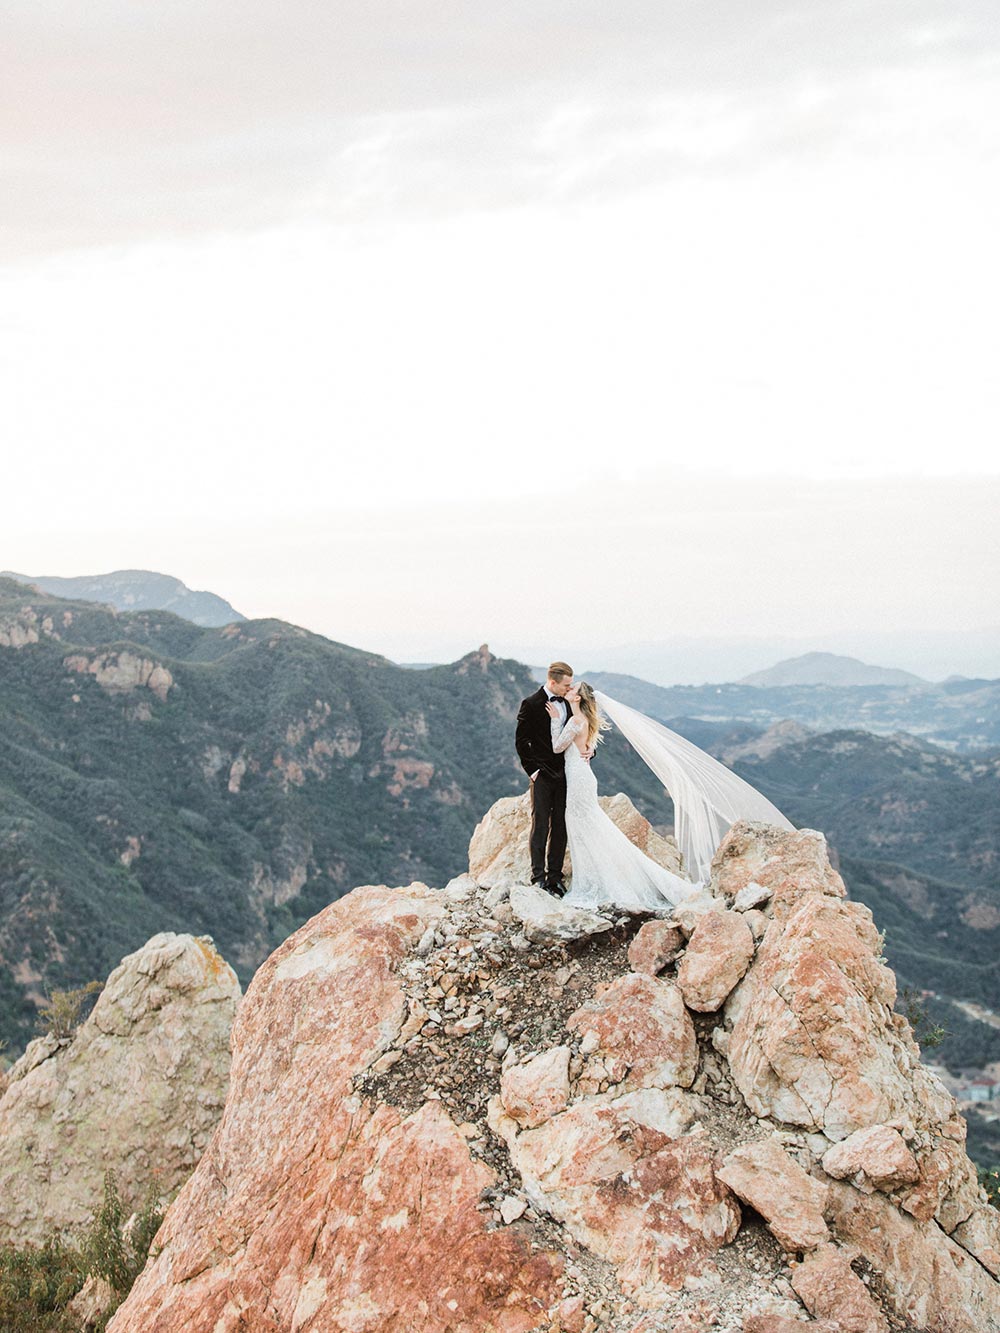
[548,661,573,681]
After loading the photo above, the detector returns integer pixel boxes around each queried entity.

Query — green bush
[0,1237,82,1333]
[897,987,948,1052]
[0,1171,163,1332]
[37,982,103,1041]
[81,1171,163,1300]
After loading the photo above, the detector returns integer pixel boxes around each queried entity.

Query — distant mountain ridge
[2,569,245,628]
[740,651,926,688]
[584,669,1000,751]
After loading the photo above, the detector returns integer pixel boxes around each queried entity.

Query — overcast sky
[2,2,998,673]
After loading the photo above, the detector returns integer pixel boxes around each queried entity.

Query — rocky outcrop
[469,791,683,890]
[0,604,44,646]
[0,933,239,1245]
[110,815,999,1333]
[64,649,174,701]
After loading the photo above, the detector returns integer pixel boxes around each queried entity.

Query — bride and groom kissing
[515,660,795,912]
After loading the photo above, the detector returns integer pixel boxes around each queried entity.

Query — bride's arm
[551,714,584,753]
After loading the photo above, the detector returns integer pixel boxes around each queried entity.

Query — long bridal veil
[594,690,795,885]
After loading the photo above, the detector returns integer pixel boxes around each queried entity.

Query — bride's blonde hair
[577,681,610,749]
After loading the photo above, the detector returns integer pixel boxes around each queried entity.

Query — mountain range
[1,569,245,628]
[585,669,1000,752]
[738,650,926,688]
[0,576,998,1082]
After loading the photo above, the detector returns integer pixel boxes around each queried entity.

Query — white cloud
[3,1,998,255]
[2,1,996,658]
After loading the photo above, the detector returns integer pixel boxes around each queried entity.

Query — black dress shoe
[545,880,568,898]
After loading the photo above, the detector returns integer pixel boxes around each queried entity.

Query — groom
[515,660,576,896]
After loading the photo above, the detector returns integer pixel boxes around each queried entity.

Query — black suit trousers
[529,770,567,885]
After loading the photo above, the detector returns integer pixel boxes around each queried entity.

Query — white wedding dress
[551,713,697,912]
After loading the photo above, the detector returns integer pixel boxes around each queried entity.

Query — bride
[546,681,794,912]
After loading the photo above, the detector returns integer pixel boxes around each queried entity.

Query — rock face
[0,933,239,1245]
[675,909,754,1012]
[716,1138,828,1252]
[469,791,684,890]
[821,1123,920,1192]
[110,819,1000,1333]
[724,865,951,1142]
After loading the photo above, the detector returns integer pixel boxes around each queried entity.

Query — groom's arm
[516,699,552,779]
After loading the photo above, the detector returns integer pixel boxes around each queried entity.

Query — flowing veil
[594,690,795,885]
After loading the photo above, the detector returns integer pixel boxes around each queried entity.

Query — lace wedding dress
[551,714,697,912]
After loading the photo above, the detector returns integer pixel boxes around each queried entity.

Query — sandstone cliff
[109,808,999,1333]
[0,932,240,1245]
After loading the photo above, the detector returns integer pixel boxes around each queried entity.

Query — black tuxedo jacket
[515,687,567,781]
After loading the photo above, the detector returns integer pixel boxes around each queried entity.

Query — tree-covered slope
[0,580,660,1051]
[2,576,998,1078]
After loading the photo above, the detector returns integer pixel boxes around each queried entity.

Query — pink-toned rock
[821,1124,920,1192]
[109,884,564,1333]
[710,820,847,918]
[554,1294,586,1332]
[716,1138,828,1252]
[726,883,954,1141]
[826,1179,1000,1333]
[675,909,754,1012]
[501,1047,571,1128]
[567,973,697,1092]
[951,1203,1000,1279]
[506,1096,740,1303]
[898,1136,980,1229]
[627,920,685,976]
[743,1315,839,1333]
[790,1244,889,1333]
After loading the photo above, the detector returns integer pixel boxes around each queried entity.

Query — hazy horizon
[6,473,998,684]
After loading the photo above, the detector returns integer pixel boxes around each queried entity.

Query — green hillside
[2,577,998,1091]
[0,580,661,1052]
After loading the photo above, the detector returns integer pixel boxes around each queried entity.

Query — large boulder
[110,884,565,1333]
[566,972,697,1094]
[675,908,754,1012]
[716,1137,829,1253]
[109,820,999,1333]
[725,884,952,1142]
[469,791,683,889]
[710,820,847,917]
[0,932,239,1244]
[490,1092,741,1303]
[824,1179,1000,1331]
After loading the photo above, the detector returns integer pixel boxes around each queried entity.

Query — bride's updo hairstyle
[577,681,610,749]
